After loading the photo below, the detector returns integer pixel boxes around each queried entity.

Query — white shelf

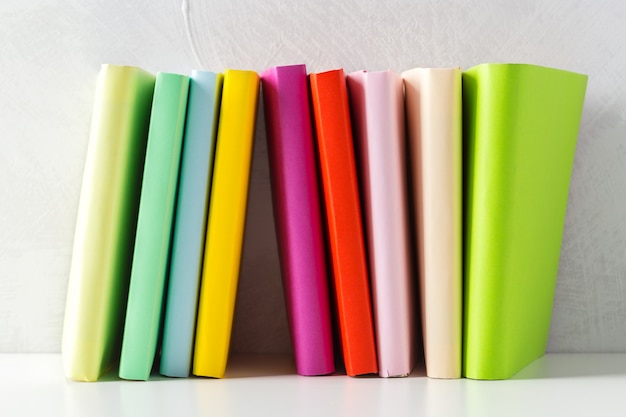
[1,353,625,416]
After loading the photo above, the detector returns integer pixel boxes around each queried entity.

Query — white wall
[1,0,624,353]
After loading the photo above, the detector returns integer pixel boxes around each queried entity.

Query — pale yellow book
[192,69,259,378]
[62,65,155,381]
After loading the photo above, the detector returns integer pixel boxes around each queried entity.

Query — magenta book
[261,64,334,376]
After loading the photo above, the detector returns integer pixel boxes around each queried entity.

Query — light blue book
[160,71,223,377]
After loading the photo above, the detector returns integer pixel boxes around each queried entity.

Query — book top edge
[465,63,588,79]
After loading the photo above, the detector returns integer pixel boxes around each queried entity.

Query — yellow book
[192,69,259,378]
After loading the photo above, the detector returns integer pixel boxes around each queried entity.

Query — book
[192,69,260,378]
[402,68,462,379]
[261,64,335,376]
[160,71,223,378]
[118,72,190,381]
[463,63,587,380]
[62,65,155,382]
[346,70,416,378]
[309,69,378,377]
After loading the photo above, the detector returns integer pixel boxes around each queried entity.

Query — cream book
[403,68,462,379]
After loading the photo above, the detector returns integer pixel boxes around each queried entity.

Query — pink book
[261,64,335,376]
[346,70,416,377]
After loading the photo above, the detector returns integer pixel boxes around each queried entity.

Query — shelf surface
[1,353,625,416]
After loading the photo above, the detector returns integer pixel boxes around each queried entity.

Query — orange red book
[309,69,378,376]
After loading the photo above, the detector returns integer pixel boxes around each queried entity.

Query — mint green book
[119,73,190,380]
[463,63,587,379]
[62,65,155,382]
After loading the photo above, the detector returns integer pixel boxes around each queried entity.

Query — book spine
[119,73,190,381]
[346,70,416,378]
[463,65,511,379]
[402,68,463,379]
[261,64,335,376]
[62,65,155,382]
[160,71,223,378]
[192,70,259,378]
[309,69,378,376]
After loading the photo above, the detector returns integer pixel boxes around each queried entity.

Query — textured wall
[1,0,624,353]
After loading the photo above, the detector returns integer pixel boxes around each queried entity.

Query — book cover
[261,64,335,376]
[463,63,588,380]
[118,72,190,381]
[402,68,462,379]
[160,71,223,378]
[62,65,155,382]
[192,69,259,379]
[346,70,416,378]
[309,69,378,377]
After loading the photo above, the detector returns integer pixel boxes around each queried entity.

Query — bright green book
[463,63,587,379]
[62,65,155,381]
[119,72,190,381]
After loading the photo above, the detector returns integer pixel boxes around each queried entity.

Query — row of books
[62,63,587,382]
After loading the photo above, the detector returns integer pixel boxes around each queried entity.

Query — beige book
[403,68,463,378]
